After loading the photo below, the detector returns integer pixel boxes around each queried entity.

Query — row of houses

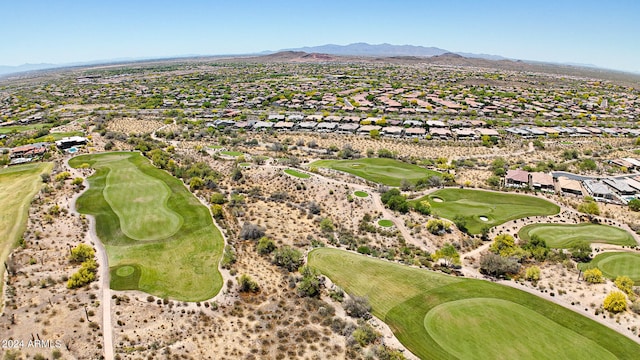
[6,136,88,166]
[505,169,640,204]
[208,119,502,140]
[505,126,640,138]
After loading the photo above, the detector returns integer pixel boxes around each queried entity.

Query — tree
[521,235,549,261]
[320,217,335,233]
[210,204,224,219]
[297,266,322,297]
[433,243,460,267]
[240,222,265,240]
[231,167,243,181]
[615,275,634,296]
[210,192,227,204]
[69,244,95,263]
[352,322,380,346]
[583,268,604,284]
[525,266,541,282]
[489,234,517,257]
[237,274,259,293]
[426,219,450,235]
[413,200,431,215]
[480,253,520,277]
[486,175,501,188]
[189,176,204,191]
[344,295,371,319]
[71,177,84,187]
[272,246,303,272]
[628,199,640,212]
[256,237,276,255]
[603,291,627,313]
[570,241,592,262]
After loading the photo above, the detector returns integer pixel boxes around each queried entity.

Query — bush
[583,268,604,284]
[489,234,517,257]
[628,199,640,212]
[69,244,95,263]
[67,259,98,289]
[320,217,335,233]
[256,237,276,255]
[272,246,303,272]
[615,275,634,296]
[210,204,224,219]
[220,245,236,269]
[344,295,371,319]
[480,253,520,277]
[603,291,627,313]
[525,266,541,282]
[240,222,265,240]
[426,219,450,235]
[352,322,380,346]
[413,200,431,215]
[210,192,227,204]
[237,274,259,293]
[570,241,592,262]
[297,266,322,298]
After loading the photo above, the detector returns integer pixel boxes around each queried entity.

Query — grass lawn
[413,189,560,234]
[309,248,640,360]
[310,158,440,186]
[69,152,224,301]
[283,168,310,178]
[0,162,52,304]
[354,190,369,198]
[208,145,223,149]
[519,223,637,248]
[220,150,243,157]
[580,252,640,284]
[0,123,51,134]
[377,219,394,227]
[239,162,252,167]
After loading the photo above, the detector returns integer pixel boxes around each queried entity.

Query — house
[505,169,529,188]
[429,128,452,139]
[10,142,48,158]
[453,128,476,140]
[55,136,87,150]
[603,179,636,196]
[268,114,285,121]
[556,176,583,196]
[583,180,615,201]
[426,120,446,128]
[316,122,338,132]
[624,177,640,192]
[210,119,235,128]
[530,172,554,192]
[382,126,404,137]
[303,114,321,122]
[477,128,500,137]
[336,123,359,134]
[403,119,423,127]
[622,158,640,170]
[252,121,274,131]
[288,114,306,122]
[274,121,295,131]
[404,127,426,137]
[296,121,317,131]
[357,125,381,135]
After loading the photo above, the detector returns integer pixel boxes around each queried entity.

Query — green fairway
[283,168,310,178]
[69,152,224,301]
[310,158,441,186]
[519,223,637,248]
[354,190,369,198]
[580,252,640,284]
[309,248,640,360]
[0,123,51,134]
[378,219,393,227]
[413,189,560,234]
[220,150,242,156]
[0,162,52,305]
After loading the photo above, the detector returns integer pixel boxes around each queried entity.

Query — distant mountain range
[279,42,508,61]
[0,63,59,76]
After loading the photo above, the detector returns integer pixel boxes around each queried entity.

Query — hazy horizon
[2,0,639,73]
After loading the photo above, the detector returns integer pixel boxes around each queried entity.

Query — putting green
[0,162,52,306]
[378,219,393,227]
[310,158,441,186]
[354,190,369,198]
[519,223,636,248]
[425,298,616,360]
[70,152,224,301]
[309,248,640,360]
[220,150,242,156]
[283,169,310,178]
[581,252,640,284]
[413,189,560,234]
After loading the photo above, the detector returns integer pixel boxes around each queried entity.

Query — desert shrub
[272,246,303,272]
[220,245,236,269]
[351,321,380,346]
[615,275,634,296]
[583,268,604,284]
[603,291,627,313]
[479,253,520,277]
[344,295,371,319]
[525,266,541,282]
[69,244,95,263]
[67,259,98,289]
[240,222,265,240]
[570,241,592,262]
[320,217,335,232]
[297,266,322,298]
[210,192,227,204]
[426,219,450,235]
[256,237,276,255]
[237,274,259,293]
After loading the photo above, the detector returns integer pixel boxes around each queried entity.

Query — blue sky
[2,0,638,73]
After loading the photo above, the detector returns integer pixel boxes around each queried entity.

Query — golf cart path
[66,158,114,360]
